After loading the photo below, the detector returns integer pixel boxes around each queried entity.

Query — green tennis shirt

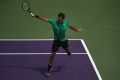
[48,19,69,41]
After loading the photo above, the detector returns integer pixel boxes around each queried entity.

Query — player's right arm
[31,12,49,22]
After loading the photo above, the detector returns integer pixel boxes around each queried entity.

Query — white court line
[0,53,87,55]
[0,39,82,41]
[81,39,102,80]
[0,39,102,80]
[0,39,85,55]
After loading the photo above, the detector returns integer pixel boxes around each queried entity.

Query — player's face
[57,17,64,24]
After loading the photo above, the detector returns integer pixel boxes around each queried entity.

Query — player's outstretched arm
[31,12,49,22]
[69,25,82,32]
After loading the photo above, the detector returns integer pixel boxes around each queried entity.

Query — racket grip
[30,12,35,17]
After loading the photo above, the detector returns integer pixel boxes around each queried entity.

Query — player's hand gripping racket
[22,0,35,16]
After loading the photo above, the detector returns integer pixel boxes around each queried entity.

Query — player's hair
[58,13,65,19]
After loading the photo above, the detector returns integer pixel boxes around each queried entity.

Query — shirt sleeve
[65,21,69,28]
[48,19,54,25]
[67,22,69,27]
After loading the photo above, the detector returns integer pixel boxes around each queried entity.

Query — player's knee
[51,51,56,56]
[65,47,71,53]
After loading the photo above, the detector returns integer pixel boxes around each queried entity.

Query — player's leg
[65,47,71,57]
[45,51,56,76]
[62,40,71,57]
[48,51,56,65]
[45,40,60,76]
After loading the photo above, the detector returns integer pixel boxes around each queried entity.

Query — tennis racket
[22,0,31,13]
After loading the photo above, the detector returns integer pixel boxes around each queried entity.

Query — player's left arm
[69,25,82,32]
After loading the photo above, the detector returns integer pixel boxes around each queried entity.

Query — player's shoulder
[63,19,68,22]
[49,19,56,22]
[63,20,69,25]
[48,19,56,24]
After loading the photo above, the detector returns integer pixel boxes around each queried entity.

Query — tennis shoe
[45,67,53,77]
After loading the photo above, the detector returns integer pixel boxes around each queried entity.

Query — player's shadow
[0,65,66,77]
[33,65,66,77]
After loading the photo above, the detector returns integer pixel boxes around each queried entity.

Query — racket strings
[22,1,31,12]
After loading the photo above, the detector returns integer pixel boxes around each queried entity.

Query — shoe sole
[45,68,53,77]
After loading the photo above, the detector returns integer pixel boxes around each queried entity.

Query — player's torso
[49,19,69,41]
[52,20,69,33]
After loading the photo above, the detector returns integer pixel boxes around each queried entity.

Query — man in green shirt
[31,12,82,76]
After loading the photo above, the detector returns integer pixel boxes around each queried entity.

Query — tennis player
[31,12,82,76]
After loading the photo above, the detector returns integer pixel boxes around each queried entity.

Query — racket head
[22,1,31,13]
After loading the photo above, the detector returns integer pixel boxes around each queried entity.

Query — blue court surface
[0,39,102,80]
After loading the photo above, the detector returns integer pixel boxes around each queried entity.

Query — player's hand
[76,28,82,32]
[30,12,35,17]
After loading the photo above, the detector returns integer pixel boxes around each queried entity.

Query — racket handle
[30,12,35,17]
